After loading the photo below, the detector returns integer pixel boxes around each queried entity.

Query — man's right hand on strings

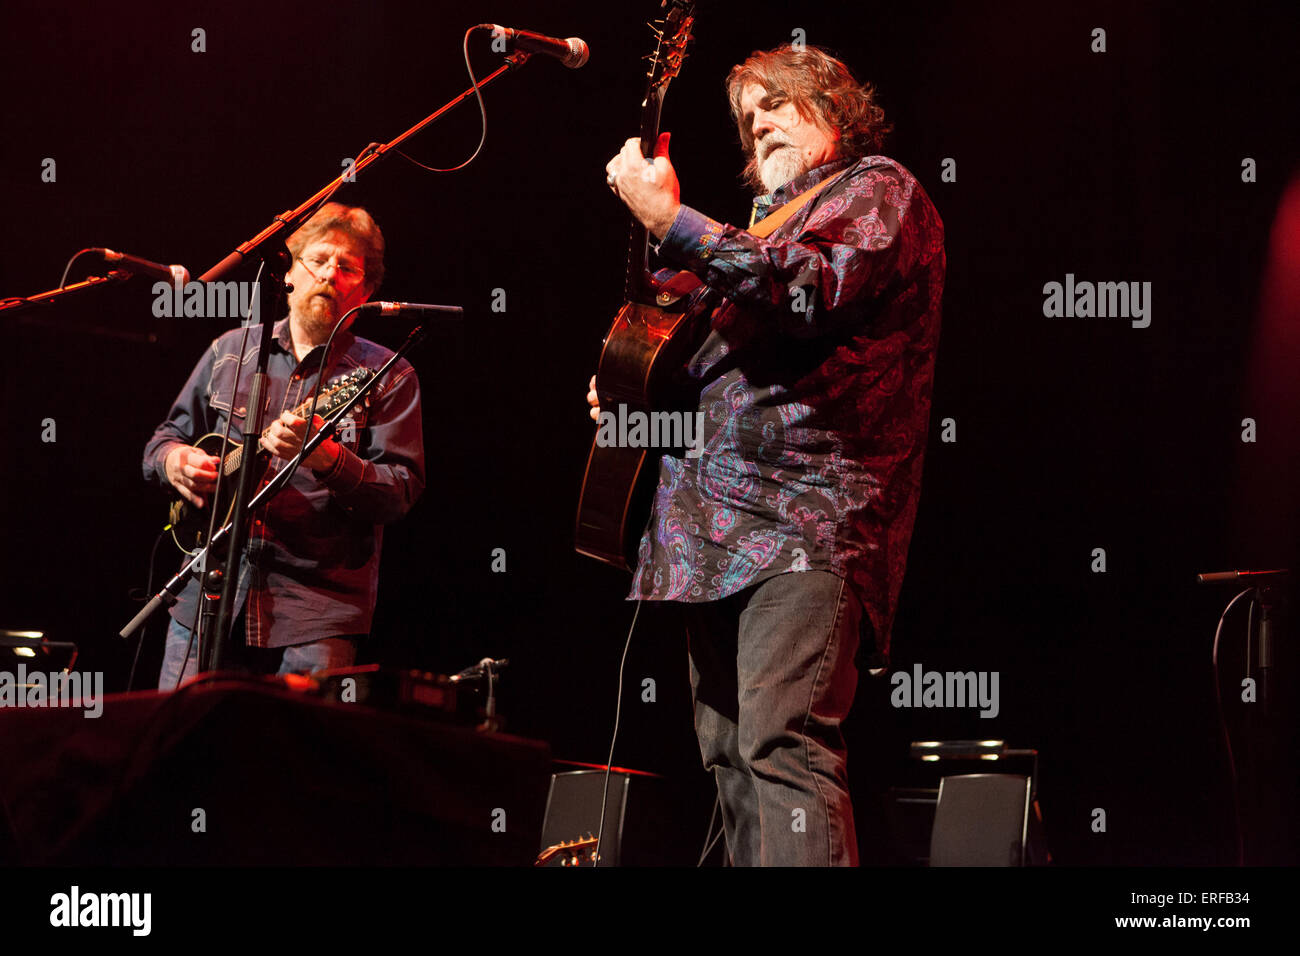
[165,445,220,508]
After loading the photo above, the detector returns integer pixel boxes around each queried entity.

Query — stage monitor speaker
[883,786,939,865]
[539,768,691,866]
[929,773,1032,866]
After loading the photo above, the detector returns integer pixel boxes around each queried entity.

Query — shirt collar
[750,155,856,224]
[273,318,294,352]
[273,317,355,363]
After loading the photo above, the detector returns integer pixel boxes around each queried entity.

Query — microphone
[483,24,589,68]
[1196,568,1290,584]
[361,301,465,316]
[451,657,510,682]
[94,248,190,285]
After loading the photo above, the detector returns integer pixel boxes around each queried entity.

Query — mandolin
[575,0,699,570]
[166,367,373,553]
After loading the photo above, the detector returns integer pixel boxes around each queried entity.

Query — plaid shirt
[629,155,946,658]
[143,319,424,648]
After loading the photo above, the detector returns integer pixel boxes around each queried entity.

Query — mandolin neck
[217,389,320,476]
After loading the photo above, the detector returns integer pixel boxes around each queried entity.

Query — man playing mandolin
[144,203,425,689]
[591,44,945,865]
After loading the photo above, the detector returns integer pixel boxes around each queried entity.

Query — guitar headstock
[645,1,696,101]
[626,1,698,304]
[534,834,601,867]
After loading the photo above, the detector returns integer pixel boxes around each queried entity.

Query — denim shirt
[143,318,425,647]
[629,155,946,658]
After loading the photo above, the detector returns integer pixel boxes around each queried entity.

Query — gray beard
[757,145,806,193]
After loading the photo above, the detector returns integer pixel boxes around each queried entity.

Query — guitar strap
[747,165,851,236]
[655,165,854,306]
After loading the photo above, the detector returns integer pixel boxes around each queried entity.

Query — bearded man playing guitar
[143,203,425,690]
[591,44,945,866]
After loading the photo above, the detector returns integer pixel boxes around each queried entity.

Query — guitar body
[574,0,698,572]
[576,301,699,569]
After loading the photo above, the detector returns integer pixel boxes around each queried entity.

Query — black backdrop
[2,0,1297,866]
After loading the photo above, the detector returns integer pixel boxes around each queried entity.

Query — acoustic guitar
[575,0,699,570]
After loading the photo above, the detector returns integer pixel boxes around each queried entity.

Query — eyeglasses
[296,254,365,283]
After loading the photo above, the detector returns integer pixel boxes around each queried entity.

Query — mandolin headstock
[291,367,375,420]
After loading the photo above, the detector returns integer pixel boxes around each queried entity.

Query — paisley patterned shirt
[628,155,945,657]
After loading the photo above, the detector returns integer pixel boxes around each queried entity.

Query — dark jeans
[158,613,358,690]
[684,570,866,866]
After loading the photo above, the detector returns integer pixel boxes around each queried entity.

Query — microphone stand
[198,51,532,283]
[185,48,531,666]
[120,317,457,646]
[4,50,533,309]
[1198,568,1291,864]
[450,657,511,733]
[1252,585,1276,717]
[0,271,132,314]
[203,251,290,671]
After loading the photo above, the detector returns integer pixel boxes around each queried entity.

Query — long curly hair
[726,45,892,192]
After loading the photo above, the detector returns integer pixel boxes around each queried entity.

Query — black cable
[174,271,367,681]
[697,793,724,866]
[390,27,490,175]
[288,154,354,230]
[594,599,642,866]
[57,247,98,289]
[201,260,265,552]
[125,529,171,691]
[278,21,496,485]
[274,302,369,495]
[1212,587,1252,866]
[176,259,265,680]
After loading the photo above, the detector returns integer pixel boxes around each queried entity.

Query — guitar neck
[622,41,671,305]
[622,132,662,303]
[623,221,653,305]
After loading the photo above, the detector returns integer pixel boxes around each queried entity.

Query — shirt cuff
[313,443,366,494]
[657,204,726,267]
[152,440,185,487]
